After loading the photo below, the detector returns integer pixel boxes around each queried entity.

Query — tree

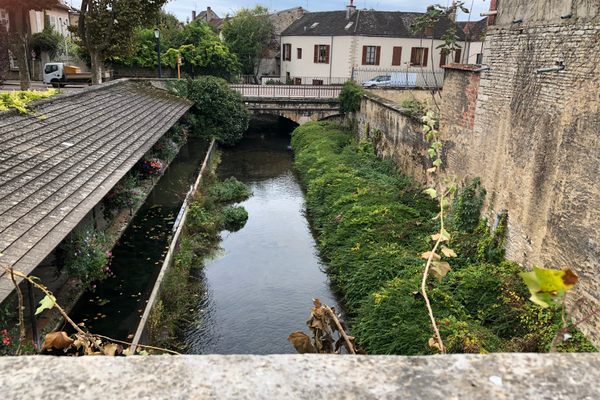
[0,21,9,82]
[29,17,62,60]
[78,0,167,84]
[221,6,274,81]
[162,22,240,80]
[0,0,59,90]
[173,77,249,145]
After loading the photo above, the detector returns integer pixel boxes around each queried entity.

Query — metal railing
[352,68,445,89]
[230,84,342,99]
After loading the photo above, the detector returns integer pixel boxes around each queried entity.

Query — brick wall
[440,2,600,343]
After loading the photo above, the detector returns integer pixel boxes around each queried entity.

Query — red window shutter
[375,46,381,65]
[314,45,318,63]
[439,51,446,67]
[297,48,302,59]
[361,46,367,65]
[410,47,417,65]
[423,48,429,67]
[325,45,330,63]
[392,47,401,66]
[454,49,462,63]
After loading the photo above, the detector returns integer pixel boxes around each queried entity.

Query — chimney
[192,10,196,20]
[346,0,356,20]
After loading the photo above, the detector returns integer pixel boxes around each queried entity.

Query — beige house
[280,3,473,86]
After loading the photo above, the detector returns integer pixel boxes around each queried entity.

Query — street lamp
[154,27,162,78]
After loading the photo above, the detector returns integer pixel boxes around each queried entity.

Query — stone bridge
[230,84,342,124]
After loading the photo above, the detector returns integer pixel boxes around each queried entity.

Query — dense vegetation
[148,157,251,348]
[291,121,594,354]
[0,89,58,113]
[170,77,249,146]
[339,81,364,114]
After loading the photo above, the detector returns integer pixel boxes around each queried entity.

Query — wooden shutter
[410,47,417,65]
[454,49,462,63]
[423,48,429,67]
[314,45,318,63]
[392,47,402,66]
[361,46,367,65]
[297,48,302,59]
[375,46,381,65]
[439,51,446,67]
[325,45,330,63]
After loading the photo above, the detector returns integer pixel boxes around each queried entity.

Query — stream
[183,120,340,354]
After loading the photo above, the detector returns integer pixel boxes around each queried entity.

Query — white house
[456,18,487,64]
[280,2,475,86]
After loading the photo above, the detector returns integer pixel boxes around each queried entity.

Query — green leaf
[520,267,578,308]
[427,148,436,158]
[424,188,437,199]
[35,294,56,315]
[440,228,451,242]
[433,159,442,168]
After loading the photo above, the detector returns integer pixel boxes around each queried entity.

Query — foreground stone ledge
[1,353,599,399]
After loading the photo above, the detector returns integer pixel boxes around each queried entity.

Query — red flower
[2,337,10,346]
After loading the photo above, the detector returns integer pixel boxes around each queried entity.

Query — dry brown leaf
[42,332,74,351]
[421,251,441,261]
[428,336,442,351]
[102,343,123,356]
[288,331,317,354]
[431,261,451,282]
[441,247,457,258]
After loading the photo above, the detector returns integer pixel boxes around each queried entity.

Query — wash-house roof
[0,80,191,303]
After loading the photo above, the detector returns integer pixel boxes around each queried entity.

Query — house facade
[280,3,473,85]
[456,18,487,64]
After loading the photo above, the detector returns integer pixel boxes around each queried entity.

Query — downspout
[329,35,333,84]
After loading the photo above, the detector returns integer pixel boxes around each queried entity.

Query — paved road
[0,80,87,93]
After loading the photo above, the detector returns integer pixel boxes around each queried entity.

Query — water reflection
[185,121,340,354]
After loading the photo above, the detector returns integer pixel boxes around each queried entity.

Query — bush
[292,121,595,354]
[62,229,111,289]
[222,206,249,232]
[30,26,62,59]
[339,81,363,113]
[400,99,425,119]
[103,174,144,217]
[171,77,249,145]
[208,177,251,204]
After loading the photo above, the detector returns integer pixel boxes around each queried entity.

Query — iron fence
[230,84,342,99]
[352,68,445,89]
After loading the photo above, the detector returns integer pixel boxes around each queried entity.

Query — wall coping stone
[1,353,598,399]
[442,63,483,72]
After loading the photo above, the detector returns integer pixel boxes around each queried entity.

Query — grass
[291,121,595,355]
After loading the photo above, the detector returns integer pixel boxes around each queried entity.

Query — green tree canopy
[221,6,274,78]
[78,0,168,84]
[172,77,249,146]
[0,0,59,89]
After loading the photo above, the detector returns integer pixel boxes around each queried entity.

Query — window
[454,49,462,63]
[294,77,302,85]
[44,64,59,74]
[392,47,402,66]
[410,47,428,67]
[476,53,484,64]
[283,43,291,61]
[439,51,447,67]
[361,46,381,65]
[312,79,323,85]
[297,48,302,59]
[313,44,330,64]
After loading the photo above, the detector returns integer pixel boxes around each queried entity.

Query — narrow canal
[184,119,340,354]
[68,138,209,340]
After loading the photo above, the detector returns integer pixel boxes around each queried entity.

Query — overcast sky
[164,0,490,22]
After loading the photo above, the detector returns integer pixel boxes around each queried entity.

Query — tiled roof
[456,18,488,42]
[281,10,466,40]
[0,80,191,303]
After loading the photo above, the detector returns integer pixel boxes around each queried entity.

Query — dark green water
[68,138,209,340]
[183,123,340,354]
